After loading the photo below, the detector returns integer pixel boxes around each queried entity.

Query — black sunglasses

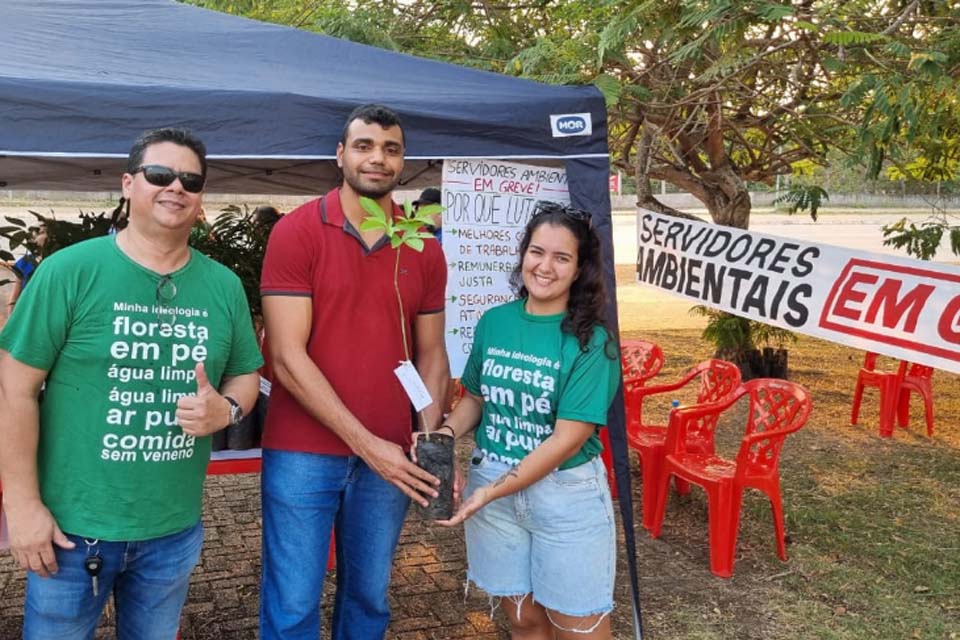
[133,165,206,193]
[532,200,593,227]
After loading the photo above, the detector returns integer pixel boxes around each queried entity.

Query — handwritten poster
[442,159,570,376]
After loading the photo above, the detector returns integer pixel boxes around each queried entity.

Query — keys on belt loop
[82,538,102,597]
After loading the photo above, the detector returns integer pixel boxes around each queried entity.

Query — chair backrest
[862,351,906,377]
[864,351,933,383]
[737,379,812,479]
[687,359,742,443]
[695,359,742,404]
[906,362,934,380]
[621,339,664,387]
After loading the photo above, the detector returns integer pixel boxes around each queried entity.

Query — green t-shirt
[461,299,620,470]
[0,236,263,541]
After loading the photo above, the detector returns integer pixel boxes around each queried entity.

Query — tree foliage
[184,0,959,236]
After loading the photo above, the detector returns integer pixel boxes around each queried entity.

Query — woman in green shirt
[433,201,620,639]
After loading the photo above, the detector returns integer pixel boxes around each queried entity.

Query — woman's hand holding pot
[434,483,491,528]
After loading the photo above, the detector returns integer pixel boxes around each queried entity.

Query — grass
[617,268,960,639]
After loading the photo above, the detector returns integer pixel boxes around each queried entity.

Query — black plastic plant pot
[415,432,455,520]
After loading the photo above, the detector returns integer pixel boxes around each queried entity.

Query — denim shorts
[464,451,616,617]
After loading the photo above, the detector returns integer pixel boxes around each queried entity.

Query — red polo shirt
[260,188,446,454]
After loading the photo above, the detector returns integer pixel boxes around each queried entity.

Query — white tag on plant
[394,360,433,411]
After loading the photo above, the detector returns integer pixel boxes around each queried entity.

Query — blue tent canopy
[0,0,607,193]
[0,1,642,635]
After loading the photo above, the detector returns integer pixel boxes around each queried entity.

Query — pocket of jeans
[545,458,601,489]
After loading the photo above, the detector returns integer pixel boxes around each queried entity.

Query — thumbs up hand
[176,362,231,436]
[194,361,214,395]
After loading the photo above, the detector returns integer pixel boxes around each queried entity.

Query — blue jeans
[23,520,203,640]
[259,449,410,640]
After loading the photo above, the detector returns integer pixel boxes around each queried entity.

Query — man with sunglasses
[259,104,450,639]
[0,127,263,639]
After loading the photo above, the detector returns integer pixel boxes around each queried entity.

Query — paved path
[0,450,638,639]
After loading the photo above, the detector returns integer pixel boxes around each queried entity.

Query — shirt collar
[320,187,398,255]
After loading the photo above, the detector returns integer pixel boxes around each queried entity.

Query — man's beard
[343,166,399,199]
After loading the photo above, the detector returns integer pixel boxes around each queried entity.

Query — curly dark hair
[508,201,614,353]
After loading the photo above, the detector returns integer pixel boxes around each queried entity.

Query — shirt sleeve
[12,254,37,283]
[0,258,71,371]
[556,329,619,427]
[418,239,447,314]
[222,278,265,378]
[460,312,486,396]
[260,209,315,297]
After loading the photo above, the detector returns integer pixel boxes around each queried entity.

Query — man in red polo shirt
[259,104,449,640]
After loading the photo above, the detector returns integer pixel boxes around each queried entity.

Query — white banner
[442,159,570,376]
[636,210,960,374]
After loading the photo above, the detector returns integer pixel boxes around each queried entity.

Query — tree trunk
[632,125,702,220]
[700,164,752,229]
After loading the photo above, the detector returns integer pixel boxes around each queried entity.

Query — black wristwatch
[225,396,243,427]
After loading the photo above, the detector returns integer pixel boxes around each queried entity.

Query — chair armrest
[633,366,701,401]
[661,387,746,454]
[672,387,744,420]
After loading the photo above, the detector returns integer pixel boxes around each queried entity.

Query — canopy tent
[0,0,608,193]
[0,1,641,635]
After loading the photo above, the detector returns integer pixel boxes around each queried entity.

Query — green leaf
[403,236,425,252]
[908,51,947,73]
[4,216,26,228]
[593,73,622,107]
[821,57,845,72]
[395,219,425,233]
[773,184,829,220]
[884,41,911,58]
[359,218,388,232]
[359,196,387,222]
[390,234,404,248]
[755,3,793,22]
[622,84,653,101]
[823,31,886,46]
[881,218,943,260]
[597,13,638,64]
[416,203,442,218]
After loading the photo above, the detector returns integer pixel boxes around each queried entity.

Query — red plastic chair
[626,359,741,530]
[621,339,666,429]
[599,339,665,498]
[851,352,934,437]
[650,379,812,578]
